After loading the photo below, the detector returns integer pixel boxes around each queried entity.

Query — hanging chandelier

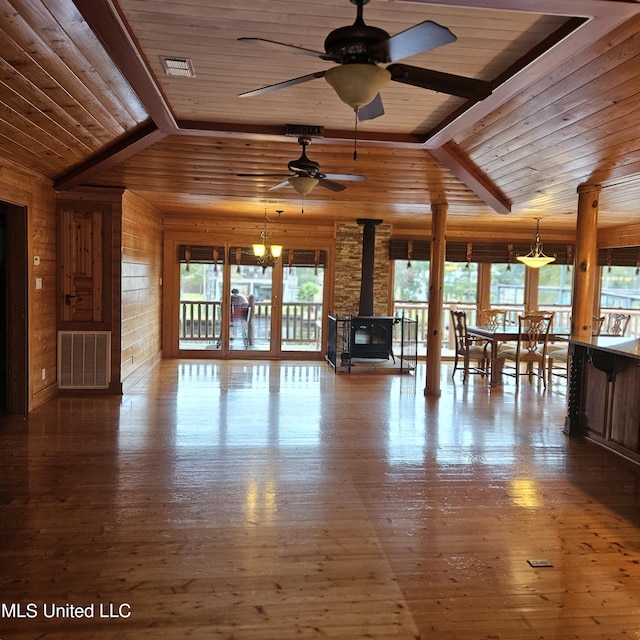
[517,217,556,268]
[252,209,283,268]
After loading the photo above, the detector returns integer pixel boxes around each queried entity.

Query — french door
[177,244,326,357]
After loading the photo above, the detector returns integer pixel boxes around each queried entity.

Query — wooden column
[425,203,448,397]
[524,266,539,313]
[477,263,491,314]
[572,184,601,341]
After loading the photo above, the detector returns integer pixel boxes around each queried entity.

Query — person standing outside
[230,288,249,342]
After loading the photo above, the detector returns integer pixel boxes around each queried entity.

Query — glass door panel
[281,264,324,352]
[279,250,326,353]
[230,263,274,352]
[178,248,224,351]
[177,245,327,356]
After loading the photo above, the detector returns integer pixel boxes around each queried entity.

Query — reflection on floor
[1,361,639,639]
[334,356,416,374]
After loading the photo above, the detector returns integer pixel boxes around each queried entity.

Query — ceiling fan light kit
[324,63,391,111]
[287,175,319,195]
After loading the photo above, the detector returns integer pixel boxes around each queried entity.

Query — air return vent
[57,331,111,389]
[161,57,195,77]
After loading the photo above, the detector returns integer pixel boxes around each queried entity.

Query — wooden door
[61,210,103,322]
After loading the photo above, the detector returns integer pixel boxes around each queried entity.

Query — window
[538,264,573,306]
[490,263,525,306]
[444,262,478,304]
[393,260,429,301]
[600,266,640,309]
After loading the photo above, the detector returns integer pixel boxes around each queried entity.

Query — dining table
[466,324,571,386]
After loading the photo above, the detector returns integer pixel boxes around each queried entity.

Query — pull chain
[353,109,359,161]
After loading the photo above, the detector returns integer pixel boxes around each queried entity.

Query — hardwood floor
[2,360,640,639]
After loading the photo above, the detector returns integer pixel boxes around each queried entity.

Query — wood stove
[340,219,398,363]
[329,220,416,372]
[350,316,397,362]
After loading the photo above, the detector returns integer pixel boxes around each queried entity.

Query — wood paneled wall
[121,191,163,388]
[599,222,640,248]
[0,157,57,411]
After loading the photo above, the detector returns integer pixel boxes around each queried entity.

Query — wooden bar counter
[565,335,640,462]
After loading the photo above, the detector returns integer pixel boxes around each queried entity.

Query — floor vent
[57,331,111,389]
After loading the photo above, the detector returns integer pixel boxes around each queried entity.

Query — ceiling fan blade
[370,20,456,63]
[237,173,292,178]
[318,178,346,192]
[238,71,326,98]
[358,93,384,121]
[237,37,327,59]
[322,173,366,182]
[388,64,493,101]
[268,180,292,191]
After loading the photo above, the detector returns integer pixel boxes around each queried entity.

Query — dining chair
[603,312,631,336]
[547,342,569,381]
[548,314,606,380]
[479,308,507,330]
[498,313,554,388]
[450,310,490,383]
[592,315,606,336]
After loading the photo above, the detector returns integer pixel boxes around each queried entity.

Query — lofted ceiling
[3,0,640,238]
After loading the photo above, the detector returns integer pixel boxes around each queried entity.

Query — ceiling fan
[238,0,494,122]
[237,136,366,195]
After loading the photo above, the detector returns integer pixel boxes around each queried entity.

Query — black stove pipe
[357,218,382,317]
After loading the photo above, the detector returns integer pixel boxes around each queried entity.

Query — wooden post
[425,203,448,397]
[572,184,601,341]
[477,263,491,315]
[524,266,539,313]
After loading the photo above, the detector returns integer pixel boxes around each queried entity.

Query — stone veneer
[333,221,391,317]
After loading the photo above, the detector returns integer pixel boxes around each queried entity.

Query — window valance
[390,240,640,267]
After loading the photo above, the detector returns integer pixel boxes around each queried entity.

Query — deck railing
[179,299,640,351]
[180,300,222,341]
[281,303,323,343]
[179,300,323,347]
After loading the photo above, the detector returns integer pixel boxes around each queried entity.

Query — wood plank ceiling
[2,0,640,238]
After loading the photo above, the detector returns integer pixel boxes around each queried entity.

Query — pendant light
[252,209,283,269]
[517,218,556,268]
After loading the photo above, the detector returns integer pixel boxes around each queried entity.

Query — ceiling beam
[52,119,425,192]
[72,0,177,133]
[175,121,425,146]
[54,123,168,191]
[429,144,511,215]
